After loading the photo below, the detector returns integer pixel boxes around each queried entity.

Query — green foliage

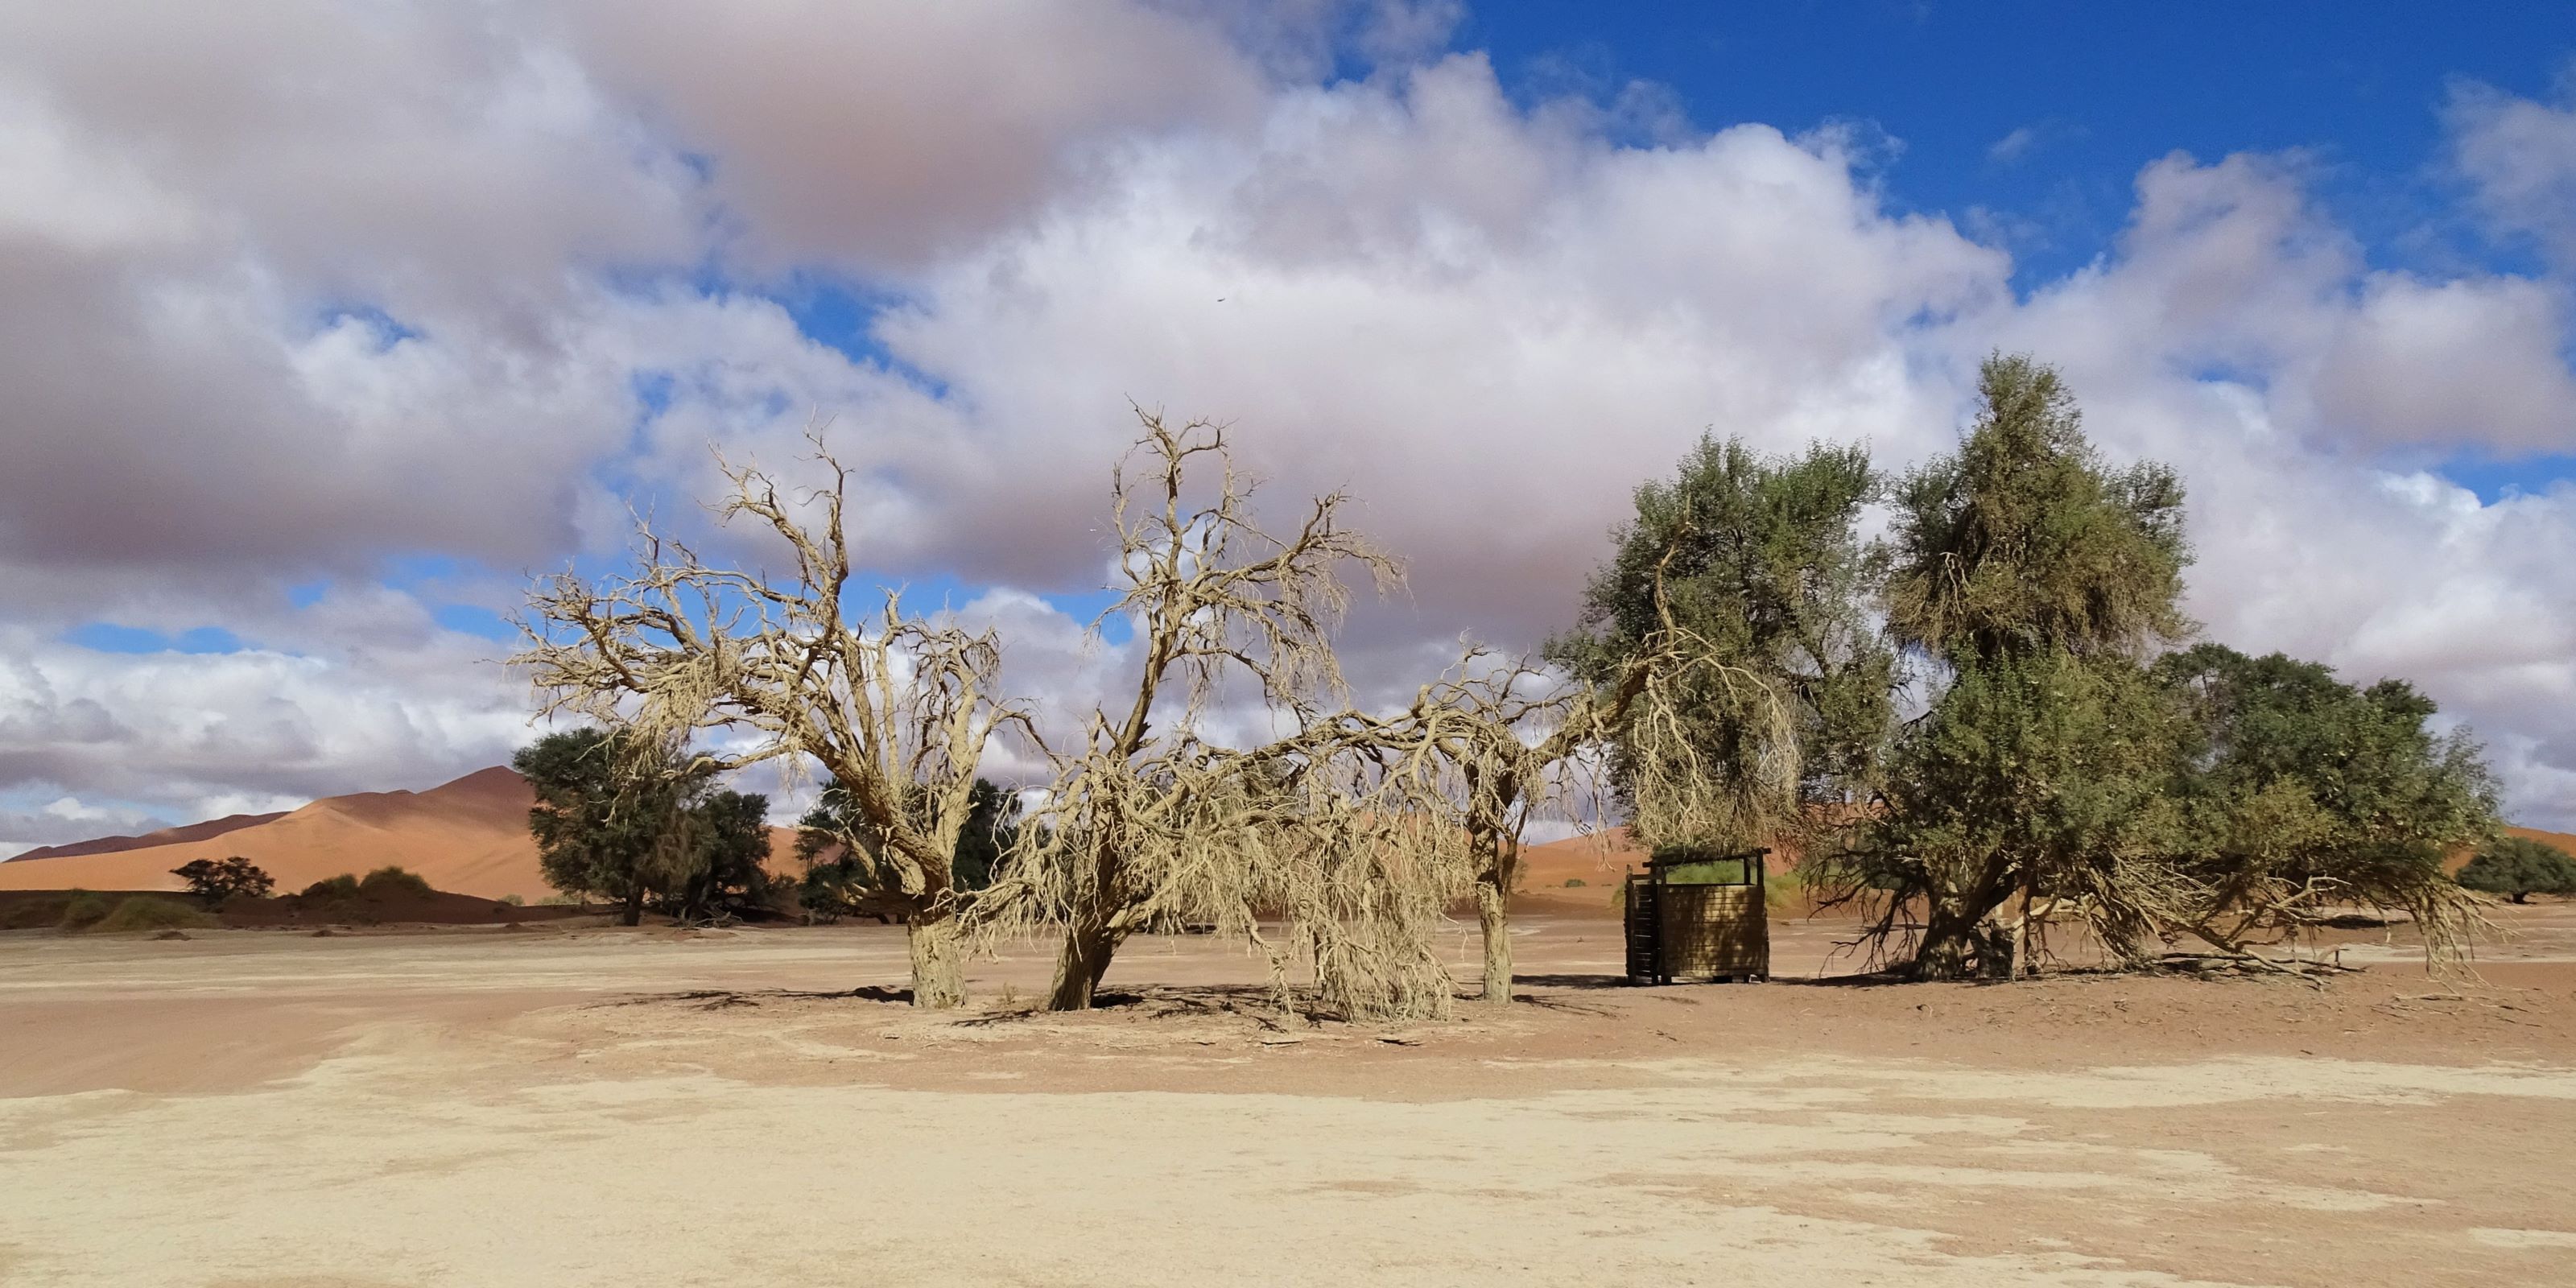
[58,890,109,931]
[301,874,361,900]
[2157,644,2498,936]
[1882,354,2190,666]
[515,728,770,923]
[795,778,1018,921]
[2457,836,2576,902]
[357,866,434,898]
[1562,877,1587,888]
[1551,434,1892,814]
[95,895,219,933]
[664,788,776,921]
[497,893,525,907]
[1860,648,2186,972]
[171,857,275,902]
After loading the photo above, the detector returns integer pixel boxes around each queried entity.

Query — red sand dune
[0,768,799,903]
[2507,825,2576,854]
[14,810,288,862]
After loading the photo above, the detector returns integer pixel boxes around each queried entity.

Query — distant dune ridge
[12,810,289,862]
[0,768,555,901]
[2,768,2566,904]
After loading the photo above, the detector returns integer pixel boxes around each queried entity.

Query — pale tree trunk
[906,911,967,1009]
[1048,914,1118,1010]
[1476,836,1518,1004]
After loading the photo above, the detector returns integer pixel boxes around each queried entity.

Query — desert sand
[5,900,2574,1287]
[0,769,809,903]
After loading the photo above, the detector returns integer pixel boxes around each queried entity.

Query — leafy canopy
[1552,434,1891,811]
[171,857,275,902]
[514,727,774,922]
[1883,353,2190,667]
[2456,836,2576,902]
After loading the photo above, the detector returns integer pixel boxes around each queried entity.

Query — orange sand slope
[2508,825,2576,854]
[0,768,555,902]
[0,769,800,902]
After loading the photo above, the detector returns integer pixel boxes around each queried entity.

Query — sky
[2,0,2573,854]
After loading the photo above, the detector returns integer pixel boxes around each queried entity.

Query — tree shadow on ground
[959,984,1297,1030]
[594,985,914,1011]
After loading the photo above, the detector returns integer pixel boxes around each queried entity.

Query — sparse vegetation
[358,866,434,898]
[93,896,218,934]
[58,890,109,931]
[302,874,361,900]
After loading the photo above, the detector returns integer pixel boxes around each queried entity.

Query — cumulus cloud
[4,4,2574,842]
[2446,67,2576,263]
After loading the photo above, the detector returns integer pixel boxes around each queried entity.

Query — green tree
[794,778,1018,922]
[1853,354,2194,979]
[1552,435,1892,819]
[2157,645,2496,946]
[2456,836,2576,903]
[670,788,776,922]
[514,728,764,926]
[1863,647,2186,976]
[1880,353,2190,667]
[171,857,275,902]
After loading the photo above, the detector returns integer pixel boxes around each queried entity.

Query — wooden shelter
[1623,847,1769,985]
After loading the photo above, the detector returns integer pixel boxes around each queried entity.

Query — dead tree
[514,432,1030,1008]
[983,410,1402,1013]
[1361,620,1795,1005]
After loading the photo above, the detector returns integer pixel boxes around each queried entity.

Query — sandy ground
[5,903,2575,1287]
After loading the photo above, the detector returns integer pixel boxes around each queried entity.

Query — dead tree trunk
[1048,914,1119,1010]
[906,910,967,1009]
[1476,844,1514,1005]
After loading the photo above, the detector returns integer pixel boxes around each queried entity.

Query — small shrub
[301,873,361,900]
[357,866,434,898]
[93,896,217,934]
[1562,877,1587,888]
[497,893,525,906]
[59,891,113,931]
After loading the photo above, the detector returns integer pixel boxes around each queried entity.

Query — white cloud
[2,6,2573,839]
[2446,68,2576,263]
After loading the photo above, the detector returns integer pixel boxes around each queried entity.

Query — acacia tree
[516,726,714,926]
[515,435,1030,1006]
[1843,353,2194,979]
[2458,836,2576,903]
[1382,571,1798,1005]
[795,778,1020,922]
[1551,436,1892,811]
[2153,644,2493,958]
[986,411,1402,1013]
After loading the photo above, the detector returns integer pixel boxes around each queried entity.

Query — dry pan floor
[4,907,2575,1287]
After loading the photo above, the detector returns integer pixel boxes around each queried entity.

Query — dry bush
[516,426,1031,1007]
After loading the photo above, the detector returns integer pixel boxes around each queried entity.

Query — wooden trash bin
[1624,847,1769,985]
